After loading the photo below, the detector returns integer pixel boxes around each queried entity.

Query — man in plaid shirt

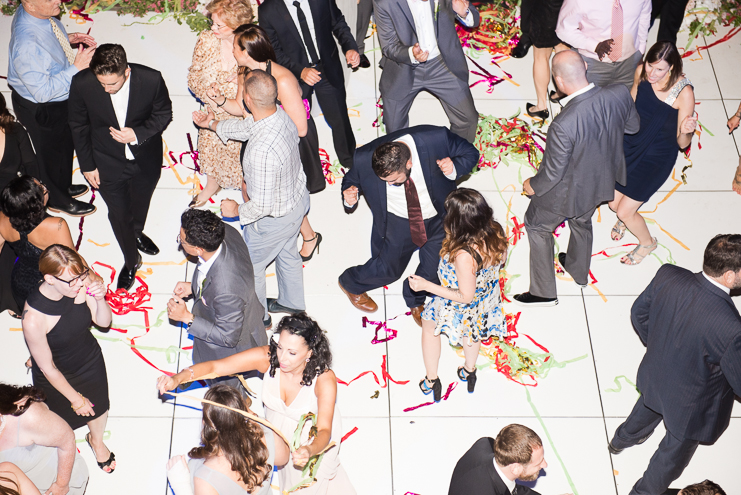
[193,69,309,329]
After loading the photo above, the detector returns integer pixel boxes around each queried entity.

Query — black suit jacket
[449,437,542,495]
[632,265,741,443]
[340,125,478,238]
[258,0,358,91]
[68,63,173,183]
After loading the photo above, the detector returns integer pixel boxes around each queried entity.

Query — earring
[305,358,310,362]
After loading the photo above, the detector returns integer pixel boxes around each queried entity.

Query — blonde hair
[206,0,253,29]
[39,245,85,278]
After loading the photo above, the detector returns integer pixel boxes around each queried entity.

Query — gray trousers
[242,191,309,320]
[583,50,643,90]
[383,56,478,143]
[355,0,373,55]
[524,202,595,298]
[611,396,700,495]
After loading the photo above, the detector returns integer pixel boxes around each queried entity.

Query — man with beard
[609,234,741,495]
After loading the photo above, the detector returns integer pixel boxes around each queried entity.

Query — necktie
[609,0,623,62]
[404,177,427,247]
[50,18,75,65]
[292,1,320,65]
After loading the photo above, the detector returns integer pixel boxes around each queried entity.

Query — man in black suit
[609,234,741,495]
[449,424,548,495]
[338,125,478,325]
[258,0,360,169]
[69,44,172,290]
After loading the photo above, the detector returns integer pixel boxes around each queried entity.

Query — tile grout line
[702,33,740,155]
[580,287,620,495]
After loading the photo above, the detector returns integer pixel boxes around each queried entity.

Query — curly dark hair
[189,385,271,491]
[0,176,46,233]
[371,142,412,179]
[180,208,226,252]
[0,383,46,416]
[0,93,16,134]
[269,313,332,386]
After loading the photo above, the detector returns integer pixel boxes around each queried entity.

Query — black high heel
[419,376,442,402]
[526,103,549,121]
[301,233,322,262]
[457,366,477,393]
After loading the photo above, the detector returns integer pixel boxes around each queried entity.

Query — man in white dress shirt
[374,0,480,142]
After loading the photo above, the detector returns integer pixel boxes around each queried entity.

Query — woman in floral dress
[408,188,509,401]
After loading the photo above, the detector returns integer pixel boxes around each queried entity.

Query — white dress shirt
[195,244,223,294]
[407,0,474,64]
[560,82,595,106]
[109,68,137,160]
[702,272,730,295]
[493,461,516,494]
[556,0,652,63]
[284,0,319,62]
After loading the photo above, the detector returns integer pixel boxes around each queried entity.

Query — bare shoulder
[315,369,337,394]
[37,216,70,236]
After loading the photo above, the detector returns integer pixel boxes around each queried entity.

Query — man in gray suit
[514,50,639,306]
[375,0,479,142]
[609,234,741,495]
[166,209,268,390]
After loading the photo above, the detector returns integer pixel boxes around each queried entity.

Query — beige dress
[187,29,243,189]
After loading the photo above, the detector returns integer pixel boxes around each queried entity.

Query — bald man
[514,51,639,306]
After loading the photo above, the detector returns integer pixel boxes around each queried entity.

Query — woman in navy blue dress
[608,42,697,265]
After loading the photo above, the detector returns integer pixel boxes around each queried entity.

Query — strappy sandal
[85,433,116,474]
[457,366,478,393]
[611,220,627,241]
[621,238,657,265]
[419,376,442,402]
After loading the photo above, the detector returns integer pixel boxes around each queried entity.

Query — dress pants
[303,78,356,170]
[611,396,700,495]
[10,90,75,207]
[355,0,373,55]
[98,159,160,270]
[651,0,690,45]
[583,50,643,90]
[242,191,309,321]
[382,56,478,143]
[339,213,445,308]
[524,202,595,298]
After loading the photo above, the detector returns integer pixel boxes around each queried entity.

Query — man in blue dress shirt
[8,0,97,216]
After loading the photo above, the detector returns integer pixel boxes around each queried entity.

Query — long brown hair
[0,476,20,495]
[640,41,683,92]
[189,385,271,491]
[440,188,508,269]
[0,94,16,133]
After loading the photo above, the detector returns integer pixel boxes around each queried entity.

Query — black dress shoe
[136,234,160,256]
[525,103,549,121]
[558,253,587,287]
[266,298,302,314]
[511,36,532,59]
[68,184,90,198]
[48,200,96,217]
[513,292,558,307]
[117,255,143,291]
[608,430,654,455]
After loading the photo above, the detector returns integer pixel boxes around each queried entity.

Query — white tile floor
[1,9,741,495]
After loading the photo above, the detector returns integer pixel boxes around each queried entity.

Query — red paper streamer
[340,426,358,443]
[468,56,512,93]
[402,382,457,412]
[336,355,409,387]
[682,26,741,59]
[74,188,96,250]
[362,311,410,344]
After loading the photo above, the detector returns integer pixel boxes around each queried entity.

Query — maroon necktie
[404,177,427,247]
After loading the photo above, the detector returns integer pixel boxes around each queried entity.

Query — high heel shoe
[549,90,565,104]
[188,197,207,208]
[457,366,477,393]
[300,233,322,262]
[419,376,442,402]
[621,237,657,265]
[525,103,549,121]
[611,220,627,241]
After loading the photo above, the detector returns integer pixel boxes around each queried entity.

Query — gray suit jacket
[374,0,479,98]
[529,84,640,218]
[189,226,267,364]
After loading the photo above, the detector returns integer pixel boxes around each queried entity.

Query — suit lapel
[277,0,306,49]
[124,67,137,128]
[396,0,417,35]
[429,0,438,37]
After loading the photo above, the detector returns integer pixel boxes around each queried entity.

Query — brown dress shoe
[410,305,424,327]
[338,280,378,313]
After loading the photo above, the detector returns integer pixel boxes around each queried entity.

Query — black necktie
[292,1,319,65]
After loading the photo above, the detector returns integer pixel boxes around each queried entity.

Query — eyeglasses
[176,233,191,247]
[53,268,89,285]
[35,180,49,195]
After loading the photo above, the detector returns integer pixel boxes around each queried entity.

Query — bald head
[551,50,589,95]
[243,69,278,110]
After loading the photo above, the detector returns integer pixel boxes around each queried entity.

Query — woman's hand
[72,396,95,417]
[680,114,698,135]
[84,280,107,301]
[205,83,225,111]
[166,454,189,472]
[291,446,312,468]
[729,114,740,134]
[408,274,429,292]
[157,374,178,395]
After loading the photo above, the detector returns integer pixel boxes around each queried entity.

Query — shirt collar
[702,272,730,294]
[197,244,223,278]
[560,83,596,106]
[493,461,516,494]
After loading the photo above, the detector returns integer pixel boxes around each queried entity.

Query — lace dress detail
[664,76,693,106]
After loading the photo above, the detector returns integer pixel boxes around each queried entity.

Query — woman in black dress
[21,244,116,474]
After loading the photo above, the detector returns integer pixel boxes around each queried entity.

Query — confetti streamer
[362,311,411,344]
[604,375,639,394]
[402,382,457,412]
[341,427,358,443]
[336,355,410,387]
[474,112,545,172]
[74,189,96,250]
[456,0,520,57]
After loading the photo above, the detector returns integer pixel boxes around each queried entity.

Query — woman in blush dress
[187,0,254,207]
[158,313,355,495]
[608,41,697,265]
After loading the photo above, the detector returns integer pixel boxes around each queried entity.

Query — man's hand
[220,199,239,218]
[733,161,741,195]
[73,46,95,71]
[45,481,70,495]
[192,108,216,129]
[68,33,96,48]
[167,295,192,323]
[412,43,429,63]
[728,114,740,133]
[343,185,359,207]
[522,178,535,196]
[173,281,192,298]
[345,49,360,68]
[595,39,614,61]
[83,169,100,189]
[437,157,454,176]
[109,127,137,144]
[452,0,469,17]
[679,114,698,135]
[300,67,322,86]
